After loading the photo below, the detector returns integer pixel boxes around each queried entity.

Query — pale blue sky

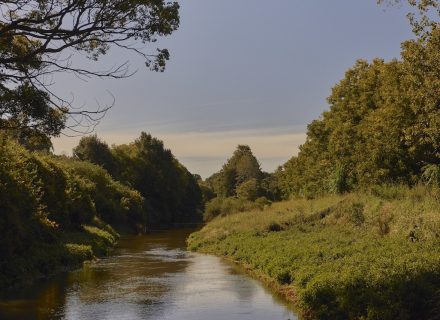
[52,0,414,177]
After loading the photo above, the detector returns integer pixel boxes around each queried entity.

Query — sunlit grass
[188,186,440,319]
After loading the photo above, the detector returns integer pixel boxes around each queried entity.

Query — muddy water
[0,229,297,320]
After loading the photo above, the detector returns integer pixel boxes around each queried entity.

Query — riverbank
[0,229,297,320]
[188,186,440,319]
[0,217,119,290]
[0,139,143,289]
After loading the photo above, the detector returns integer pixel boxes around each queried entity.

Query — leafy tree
[0,0,179,134]
[378,0,440,38]
[207,168,237,198]
[206,145,263,197]
[197,180,216,204]
[279,26,440,198]
[109,132,202,227]
[236,178,260,201]
[260,171,282,201]
[73,135,116,175]
[400,28,440,166]
[0,83,66,150]
[230,145,262,184]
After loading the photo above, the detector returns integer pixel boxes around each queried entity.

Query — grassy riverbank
[188,186,440,320]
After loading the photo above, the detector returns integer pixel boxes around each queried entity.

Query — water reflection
[0,229,297,320]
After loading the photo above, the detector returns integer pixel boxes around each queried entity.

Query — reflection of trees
[35,281,67,320]
[61,232,191,319]
[223,261,257,303]
[0,230,294,320]
[173,253,257,311]
[0,231,193,319]
[0,277,69,320]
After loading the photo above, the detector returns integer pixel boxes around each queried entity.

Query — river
[0,229,297,320]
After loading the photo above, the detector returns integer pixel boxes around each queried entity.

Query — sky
[52,0,414,178]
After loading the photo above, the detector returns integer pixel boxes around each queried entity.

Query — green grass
[188,186,440,320]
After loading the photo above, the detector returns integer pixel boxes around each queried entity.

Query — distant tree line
[73,133,203,227]
[200,13,440,212]
[199,145,280,220]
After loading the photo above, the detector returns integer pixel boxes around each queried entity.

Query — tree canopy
[73,132,203,227]
[0,0,180,135]
[206,145,263,198]
[73,134,116,174]
[279,27,440,198]
[378,0,440,37]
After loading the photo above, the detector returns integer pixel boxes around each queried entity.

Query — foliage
[112,132,203,227]
[0,83,67,151]
[73,132,203,227]
[379,0,440,38]
[189,186,440,319]
[203,196,270,221]
[0,138,143,288]
[73,135,116,174]
[236,178,260,201]
[0,0,180,133]
[206,145,263,198]
[279,27,440,198]
[202,145,279,220]
[422,164,440,186]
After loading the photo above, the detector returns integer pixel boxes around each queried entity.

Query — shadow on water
[0,229,297,320]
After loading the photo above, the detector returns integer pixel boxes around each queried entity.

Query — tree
[0,0,180,134]
[110,132,202,227]
[232,145,262,185]
[73,135,116,174]
[378,0,440,38]
[278,27,440,199]
[236,178,260,201]
[400,28,440,166]
[206,145,263,198]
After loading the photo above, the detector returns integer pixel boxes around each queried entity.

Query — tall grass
[188,186,440,319]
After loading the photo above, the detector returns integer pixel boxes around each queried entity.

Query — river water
[0,229,297,320]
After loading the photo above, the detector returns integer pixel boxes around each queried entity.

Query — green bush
[189,187,440,319]
[236,178,261,201]
[422,164,440,187]
[0,138,144,288]
[203,196,263,221]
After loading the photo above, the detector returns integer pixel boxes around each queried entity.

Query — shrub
[203,196,262,221]
[0,138,145,288]
[189,186,440,319]
[266,222,282,232]
[422,164,440,187]
[236,178,261,201]
[255,196,272,210]
[204,197,224,221]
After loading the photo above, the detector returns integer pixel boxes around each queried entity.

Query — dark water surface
[0,229,297,320]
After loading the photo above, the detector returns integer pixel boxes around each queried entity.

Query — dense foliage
[0,131,202,288]
[0,138,144,288]
[73,132,203,227]
[278,28,440,198]
[189,186,440,320]
[206,145,263,198]
[0,0,179,133]
[201,145,279,220]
